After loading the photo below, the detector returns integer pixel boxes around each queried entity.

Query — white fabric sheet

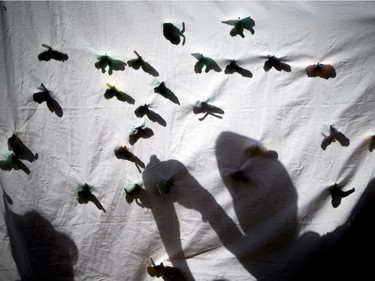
[1,1,375,280]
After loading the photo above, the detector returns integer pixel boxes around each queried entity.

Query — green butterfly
[222,16,255,38]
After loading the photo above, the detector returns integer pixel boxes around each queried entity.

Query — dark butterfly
[0,153,30,175]
[191,53,222,73]
[134,104,167,127]
[225,60,253,78]
[147,258,186,281]
[163,22,186,45]
[129,125,154,145]
[33,83,63,117]
[38,44,68,62]
[114,146,145,172]
[263,55,291,72]
[94,54,126,75]
[193,100,224,121]
[76,183,106,212]
[321,125,350,150]
[8,133,38,162]
[127,50,159,77]
[222,16,255,38]
[104,83,135,104]
[154,82,179,105]
[306,63,336,79]
[330,183,355,208]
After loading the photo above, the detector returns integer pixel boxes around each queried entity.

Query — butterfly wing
[305,64,319,77]
[33,91,50,103]
[229,26,244,38]
[240,16,255,34]
[334,131,350,147]
[222,19,239,26]
[321,134,335,150]
[318,64,336,79]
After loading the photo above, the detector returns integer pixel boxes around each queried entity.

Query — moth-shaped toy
[305,63,336,79]
[225,60,253,78]
[38,44,68,62]
[127,50,159,77]
[104,83,135,104]
[163,22,186,45]
[8,134,38,162]
[329,183,355,208]
[147,258,187,281]
[154,82,180,105]
[33,83,63,117]
[191,53,222,73]
[222,16,255,38]
[193,100,224,121]
[76,183,106,212]
[94,53,126,75]
[321,125,350,150]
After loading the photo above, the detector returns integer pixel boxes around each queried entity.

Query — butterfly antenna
[41,43,51,49]
[134,50,141,58]
[181,34,186,46]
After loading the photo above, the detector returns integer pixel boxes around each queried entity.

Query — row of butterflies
[32,18,337,125]
[36,16,337,78]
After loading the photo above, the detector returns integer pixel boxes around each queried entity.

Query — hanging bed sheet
[1,1,375,281]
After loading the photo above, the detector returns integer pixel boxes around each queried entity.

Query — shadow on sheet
[3,195,78,281]
[133,131,375,281]
[135,131,297,280]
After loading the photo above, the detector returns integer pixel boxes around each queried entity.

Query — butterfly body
[134,104,149,117]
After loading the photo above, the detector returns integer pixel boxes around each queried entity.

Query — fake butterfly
[163,22,186,45]
[38,44,68,62]
[222,16,255,38]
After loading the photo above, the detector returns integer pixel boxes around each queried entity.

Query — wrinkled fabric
[1,1,375,281]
